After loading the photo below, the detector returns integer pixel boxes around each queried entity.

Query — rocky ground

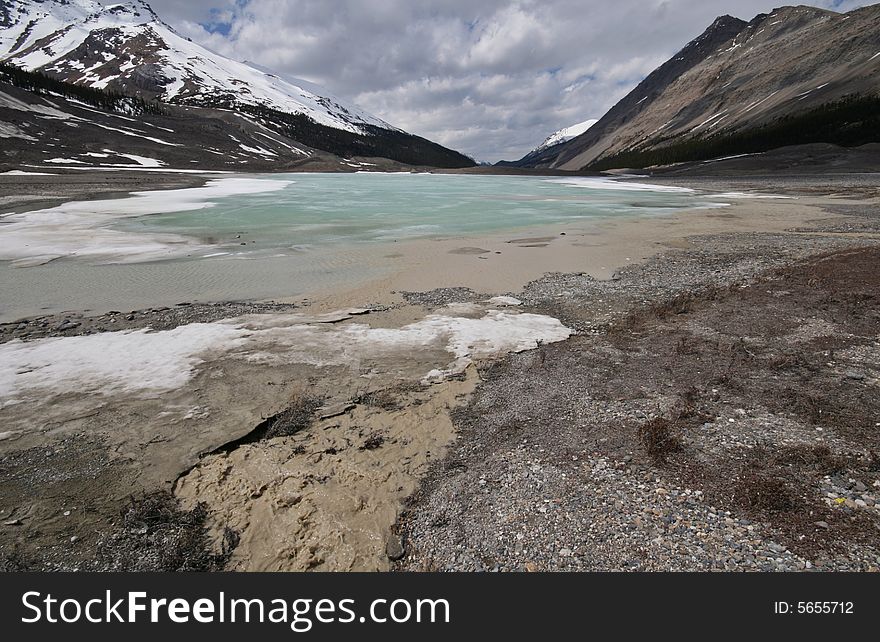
[396,202,880,572]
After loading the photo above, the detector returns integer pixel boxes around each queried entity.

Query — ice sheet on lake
[0,177,291,266]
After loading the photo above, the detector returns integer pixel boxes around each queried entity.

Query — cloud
[142,0,875,161]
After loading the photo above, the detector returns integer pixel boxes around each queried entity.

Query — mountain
[505,119,598,166]
[510,5,880,171]
[0,61,347,172]
[535,119,599,152]
[0,0,474,169]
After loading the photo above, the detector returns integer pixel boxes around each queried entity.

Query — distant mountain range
[0,0,474,169]
[507,4,880,171]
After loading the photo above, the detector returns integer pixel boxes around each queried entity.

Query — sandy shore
[302,195,842,309]
[1,172,878,571]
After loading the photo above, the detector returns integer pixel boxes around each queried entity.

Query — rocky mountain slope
[0,65,346,172]
[0,0,474,168]
[510,5,880,171]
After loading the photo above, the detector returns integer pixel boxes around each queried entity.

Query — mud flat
[1,173,879,571]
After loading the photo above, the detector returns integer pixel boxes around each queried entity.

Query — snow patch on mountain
[532,119,598,153]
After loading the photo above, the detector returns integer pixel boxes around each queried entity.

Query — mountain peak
[532,119,598,154]
[99,1,161,21]
[769,5,836,16]
[696,14,748,45]
[0,0,394,133]
[709,14,748,30]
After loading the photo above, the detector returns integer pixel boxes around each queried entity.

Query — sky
[142,0,872,162]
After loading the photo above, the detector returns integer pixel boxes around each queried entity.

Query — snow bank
[0,121,38,141]
[0,177,291,265]
[0,309,572,405]
[417,311,571,380]
[486,296,523,307]
[0,323,246,404]
[543,177,695,193]
[115,153,167,167]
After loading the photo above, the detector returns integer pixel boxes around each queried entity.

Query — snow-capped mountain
[0,0,394,134]
[532,119,598,154]
[496,118,598,167]
[0,0,473,168]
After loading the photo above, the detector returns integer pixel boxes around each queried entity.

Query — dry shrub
[769,444,844,475]
[654,292,699,318]
[96,491,238,571]
[638,418,682,463]
[672,387,710,422]
[358,389,400,411]
[674,336,703,355]
[216,391,321,452]
[734,472,797,514]
[360,434,386,451]
[721,337,759,363]
[767,352,801,371]
[260,392,321,440]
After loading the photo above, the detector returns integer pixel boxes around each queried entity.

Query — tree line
[0,63,164,116]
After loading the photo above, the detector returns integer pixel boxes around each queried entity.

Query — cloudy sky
[143,0,871,161]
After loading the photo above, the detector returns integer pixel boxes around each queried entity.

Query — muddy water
[175,370,479,571]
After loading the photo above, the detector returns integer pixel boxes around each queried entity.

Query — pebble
[385,536,405,561]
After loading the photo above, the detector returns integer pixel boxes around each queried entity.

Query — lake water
[0,173,725,321]
[112,173,717,255]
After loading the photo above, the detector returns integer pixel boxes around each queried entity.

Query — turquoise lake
[114,173,723,256]
[1,173,726,321]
